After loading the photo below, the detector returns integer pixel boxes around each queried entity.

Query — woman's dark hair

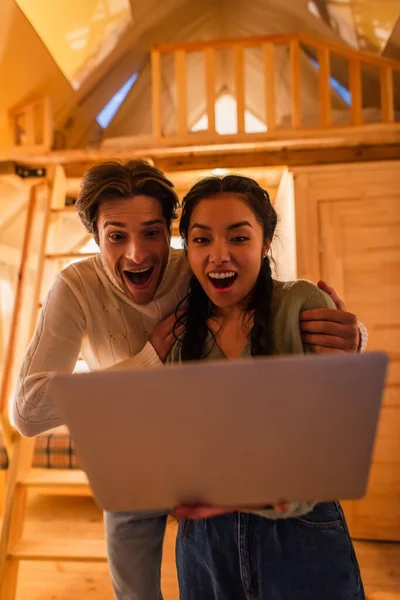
[176,174,278,361]
[75,159,179,243]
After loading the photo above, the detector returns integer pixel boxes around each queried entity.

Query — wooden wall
[292,160,400,541]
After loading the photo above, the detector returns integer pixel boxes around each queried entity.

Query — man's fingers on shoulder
[300,308,357,325]
[312,345,346,355]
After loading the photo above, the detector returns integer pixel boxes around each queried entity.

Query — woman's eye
[231,236,249,243]
[145,230,160,238]
[192,237,209,244]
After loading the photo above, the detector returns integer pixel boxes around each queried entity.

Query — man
[13,160,366,599]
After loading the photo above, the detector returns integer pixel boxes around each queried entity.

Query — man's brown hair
[75,160,179,242]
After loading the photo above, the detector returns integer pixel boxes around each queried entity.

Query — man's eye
[109,233,125,242]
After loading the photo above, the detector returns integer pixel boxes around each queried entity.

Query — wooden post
[42,97,53,151]
[380,66,394,124]
[263,43,275,131]
[290,40,301,129]
[151,50,162,139]
[318,47,331,128]
[23,106,35,146]
[205,48,216,133]
[349,59,362,126]
[174,50,188,137]
[234,45,245,134]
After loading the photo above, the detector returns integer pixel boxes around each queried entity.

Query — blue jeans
[176,502,365,600]
[104,510,168,600]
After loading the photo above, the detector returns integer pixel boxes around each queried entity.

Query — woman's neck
[217,305,245,323]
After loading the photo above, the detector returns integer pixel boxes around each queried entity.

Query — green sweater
[167,279,336,519]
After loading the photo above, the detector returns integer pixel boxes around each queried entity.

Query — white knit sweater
[13,250,190,437]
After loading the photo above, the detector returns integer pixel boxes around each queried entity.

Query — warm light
[0,279,14,315]
[192,94,266,135]
[170,236,183,250]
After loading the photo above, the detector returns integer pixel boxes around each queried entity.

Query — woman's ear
[263,240,271,258]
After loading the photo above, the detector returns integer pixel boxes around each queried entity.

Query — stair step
[19,468,92,495]
[45,252,99,259]
[9,539,107,562]
[51,206,77,213]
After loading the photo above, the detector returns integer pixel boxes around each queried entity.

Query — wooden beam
[174,50,187,136]
[318,47,331,128]
[154,33,300,53]
[151,50,162,139]
[153,143,400,172]
[290,40,301,129]
[205,48,216,134]
[349,59,363,126]
[380,67,394,124]
[234,45,245,135]
[263,43,275,131]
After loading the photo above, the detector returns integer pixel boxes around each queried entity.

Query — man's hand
[174,502,290,520]
[150,312,185,361]
[300,280,359,354]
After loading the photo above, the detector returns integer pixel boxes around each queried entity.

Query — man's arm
[300,280,367,354]
[12,276,86,437]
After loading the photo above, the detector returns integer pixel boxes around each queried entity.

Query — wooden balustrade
[151,33,400,144]
[8,96,53,152]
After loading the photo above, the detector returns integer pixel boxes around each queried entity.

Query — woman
[168,174,365,600]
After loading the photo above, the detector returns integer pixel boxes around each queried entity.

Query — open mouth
[208,271,238,290]
[124,267,154,287]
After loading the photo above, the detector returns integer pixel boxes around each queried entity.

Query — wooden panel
[290,40,301,129]
[317,187,400,540]
[349,59,362,126]
[318,47,331,128]
[263,43,275,131]
[174,50,187,136]
[234,45,245,135]
[205,48,216,134]
[151,50,162,139]
[380,67,394,124]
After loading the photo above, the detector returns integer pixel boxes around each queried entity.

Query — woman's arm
[13,276,86,437]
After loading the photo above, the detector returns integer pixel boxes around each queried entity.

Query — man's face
[97,195,170,305]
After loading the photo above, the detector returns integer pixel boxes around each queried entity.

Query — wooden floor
[2,493,400,599]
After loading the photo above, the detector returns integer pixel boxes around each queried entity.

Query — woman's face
[187,193,270,311]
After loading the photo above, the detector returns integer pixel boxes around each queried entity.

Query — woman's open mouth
[124,267,155,288]
[208,271,238,291]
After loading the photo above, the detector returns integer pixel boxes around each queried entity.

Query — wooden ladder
[0,166,107,600]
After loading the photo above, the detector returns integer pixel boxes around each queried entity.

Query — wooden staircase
[0,166,106,600]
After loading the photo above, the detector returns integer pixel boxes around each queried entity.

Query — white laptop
[50,352,388,512]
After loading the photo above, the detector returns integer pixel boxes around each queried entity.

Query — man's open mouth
[124,267,154,286]
[208,271,238,289]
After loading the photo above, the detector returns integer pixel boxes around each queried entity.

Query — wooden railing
[151,33,400,143]
[8,96,53,152]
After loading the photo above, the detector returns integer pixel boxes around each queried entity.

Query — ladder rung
[45,252,99,259]
[9,539,107,562]
[19,468,90,490]
[51,206,77,213]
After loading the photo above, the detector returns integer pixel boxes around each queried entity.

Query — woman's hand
[174,502,290,520]
[300,280,359,354]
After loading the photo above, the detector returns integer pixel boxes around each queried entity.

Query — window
[97,72,138,128]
